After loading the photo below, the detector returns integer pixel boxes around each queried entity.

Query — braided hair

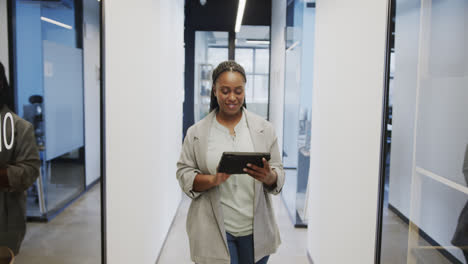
[0,61,13,110]
[209,60,247,112]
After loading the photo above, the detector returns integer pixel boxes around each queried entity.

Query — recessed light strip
[245,40,270,45]
[40,16,73,30]
[235,0,247,33]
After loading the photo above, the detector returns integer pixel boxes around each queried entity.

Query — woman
[177,61,285,264]
[0,61,40,255]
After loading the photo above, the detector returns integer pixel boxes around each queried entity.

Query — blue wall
[300,6,315,110]
[14,1,77,116]
[15,1,43,117]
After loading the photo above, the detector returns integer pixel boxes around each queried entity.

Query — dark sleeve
[463,144,468,185]
[6,121,41,192]
[0,168,8,187]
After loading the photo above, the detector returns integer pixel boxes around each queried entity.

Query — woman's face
[214,71,245,117]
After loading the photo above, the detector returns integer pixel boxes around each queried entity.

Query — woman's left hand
[243,158,277,187]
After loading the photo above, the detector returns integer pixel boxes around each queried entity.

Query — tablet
[217,152,271,174]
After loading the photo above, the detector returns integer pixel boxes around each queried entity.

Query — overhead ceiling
[185,0,272,31]
[206,26,270,47]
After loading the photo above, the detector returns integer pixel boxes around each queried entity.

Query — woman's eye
[235,89,243,95]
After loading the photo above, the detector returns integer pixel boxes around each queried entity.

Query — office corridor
[156,194,309,264]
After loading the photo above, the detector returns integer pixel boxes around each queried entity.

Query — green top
[206,113,255,237]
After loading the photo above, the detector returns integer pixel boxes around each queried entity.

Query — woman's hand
[243,158,277,187]
[211,172,231,187]
[193,172,231,192]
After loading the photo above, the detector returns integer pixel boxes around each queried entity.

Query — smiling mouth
[226,104,238,109]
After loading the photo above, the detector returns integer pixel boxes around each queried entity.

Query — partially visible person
[0,61,40,255]
[452,144,468,262]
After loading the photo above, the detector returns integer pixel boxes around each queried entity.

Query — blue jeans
[226,232,269,264]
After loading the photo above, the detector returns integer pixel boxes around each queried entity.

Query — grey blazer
[0,106,40,254]
[176,109,285,264]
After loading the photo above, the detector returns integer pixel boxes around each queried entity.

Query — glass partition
[8,0,102,262]
[193,27,271,121]
[379,0,468,263]
[194,31,228,122]
[281,0,316,227]
[235,25,270,119]
[14,0,86,219]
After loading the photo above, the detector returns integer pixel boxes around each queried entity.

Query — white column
[104,0,185,263]
[306,0,389,263]
[269,0,286,148]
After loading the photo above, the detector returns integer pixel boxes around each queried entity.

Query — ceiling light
[246,40,270,45]
[40,17,73,30]
[235,0,247,33]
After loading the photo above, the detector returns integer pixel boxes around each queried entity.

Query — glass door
[378,0,468,263]
[235,25,271,120]
[193,28,271,122]
[194,31,229,122]
[281,0,316,227]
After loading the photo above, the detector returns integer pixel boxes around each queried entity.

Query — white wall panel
[270,0,286,148]
[104,0,184,263]
[305,0,389,263]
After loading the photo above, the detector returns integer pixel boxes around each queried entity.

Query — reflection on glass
[9,0,102,262]
[194,31,229,122]
[380,0,468,263]
[281,0,315,227]
[235,25,270,119]
[13,0,87,220]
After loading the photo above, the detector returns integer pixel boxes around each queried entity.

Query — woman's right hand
[211,172,231,187]
[193,172,231,192]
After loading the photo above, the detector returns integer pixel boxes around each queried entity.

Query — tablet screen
[217,152,271,174]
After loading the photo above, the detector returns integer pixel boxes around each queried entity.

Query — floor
[11,180,461,264]
[15,184,101,264]
[379,179,459,264]
[157,187,458,264]
[282,169,298,223]
[380,205,455,264]
[156,194,310,264]
[27,161,85,218]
